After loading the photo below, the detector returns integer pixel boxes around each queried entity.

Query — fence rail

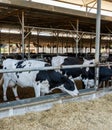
[0,62,112,74]
[0,64,95,73]
[0,87,112,119]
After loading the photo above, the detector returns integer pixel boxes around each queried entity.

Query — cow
[51,56,94,73]
[1,58,79,101]
[81,65,112,88]
[50,56,95,88]
[47,55,112,89]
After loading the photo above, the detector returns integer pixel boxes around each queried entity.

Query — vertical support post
[0,30,1,63]
[76,19,79,57]
[56,32,59,55]
[109,35,111,54]
[66,33,68,53]
[28,28,30,59]
[50,41,51,54]
[62,34,64,54]
[53,39,54,54]
[90,35,92,53]
[72,41,74,53]
[37,30,40,53]
[8,32,10,55]
[22,11,25,59]
[95,0,101,90]
[0,29,2,55]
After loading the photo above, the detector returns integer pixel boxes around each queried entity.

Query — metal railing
[0,63,96,73]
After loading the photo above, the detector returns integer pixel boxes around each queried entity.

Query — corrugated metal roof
[56,0,112,11]
[0,0,111,44]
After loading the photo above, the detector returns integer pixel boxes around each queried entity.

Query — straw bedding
[0,93,112,130]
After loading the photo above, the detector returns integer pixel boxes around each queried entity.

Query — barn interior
[0,0,112,102]
[0,0,112,59]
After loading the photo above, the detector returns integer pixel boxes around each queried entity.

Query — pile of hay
[0,94,112,130]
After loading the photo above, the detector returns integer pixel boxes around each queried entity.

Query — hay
[0,94,112,130]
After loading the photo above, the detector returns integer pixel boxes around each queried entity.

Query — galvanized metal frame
[95,0,101,90]
[0,0,112,120]
[0,86,112,119]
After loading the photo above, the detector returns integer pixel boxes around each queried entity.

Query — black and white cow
[52,56,94,74]
[52,56,83,79]
[51,56,95,88]
[81,65,112,88]
[1,58,79,101]
[50,55,112,89]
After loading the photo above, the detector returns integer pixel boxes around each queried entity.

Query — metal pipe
[22,11,25,59]
[25,25,112,38]
[95,0,101,90]
[0,64,95,74]
[76,19,79,57]
[24,25,96,35]
[24,27,34,39]
[8,32,10,55]
[28,28,31,59]
[0,30,1,57]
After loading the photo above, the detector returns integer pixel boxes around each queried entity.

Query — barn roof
[57,0,112,12]
[0,0,111,33]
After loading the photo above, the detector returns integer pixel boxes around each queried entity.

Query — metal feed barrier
[0,63,95,73]
[0,87,112,119]
[0,63,112,119]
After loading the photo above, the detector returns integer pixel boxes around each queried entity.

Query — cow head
[83,58,95,71]
[39,80,50,96]
[82,79,94,89]
[81,58,95,89]
[50,77,79,96]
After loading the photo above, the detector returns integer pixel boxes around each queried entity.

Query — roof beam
[0,0,111,21]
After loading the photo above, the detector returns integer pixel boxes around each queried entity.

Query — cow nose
[75,87,79,94]
[72,89,79,96]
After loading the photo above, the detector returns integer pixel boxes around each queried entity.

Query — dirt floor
[0,93,112,130]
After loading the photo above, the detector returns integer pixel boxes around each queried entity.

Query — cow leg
[82,79,89,89]
[103,81,106,88]
[68,77,79,95]
[33,82,41,97]
[99,81,103,88]
[12,86,19,100]
[3,78,10,101]
[106,80,109,87]
[108,79,112,87]
[107,80,111,87]
[40,80,50,96]
[3,84,8,101]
